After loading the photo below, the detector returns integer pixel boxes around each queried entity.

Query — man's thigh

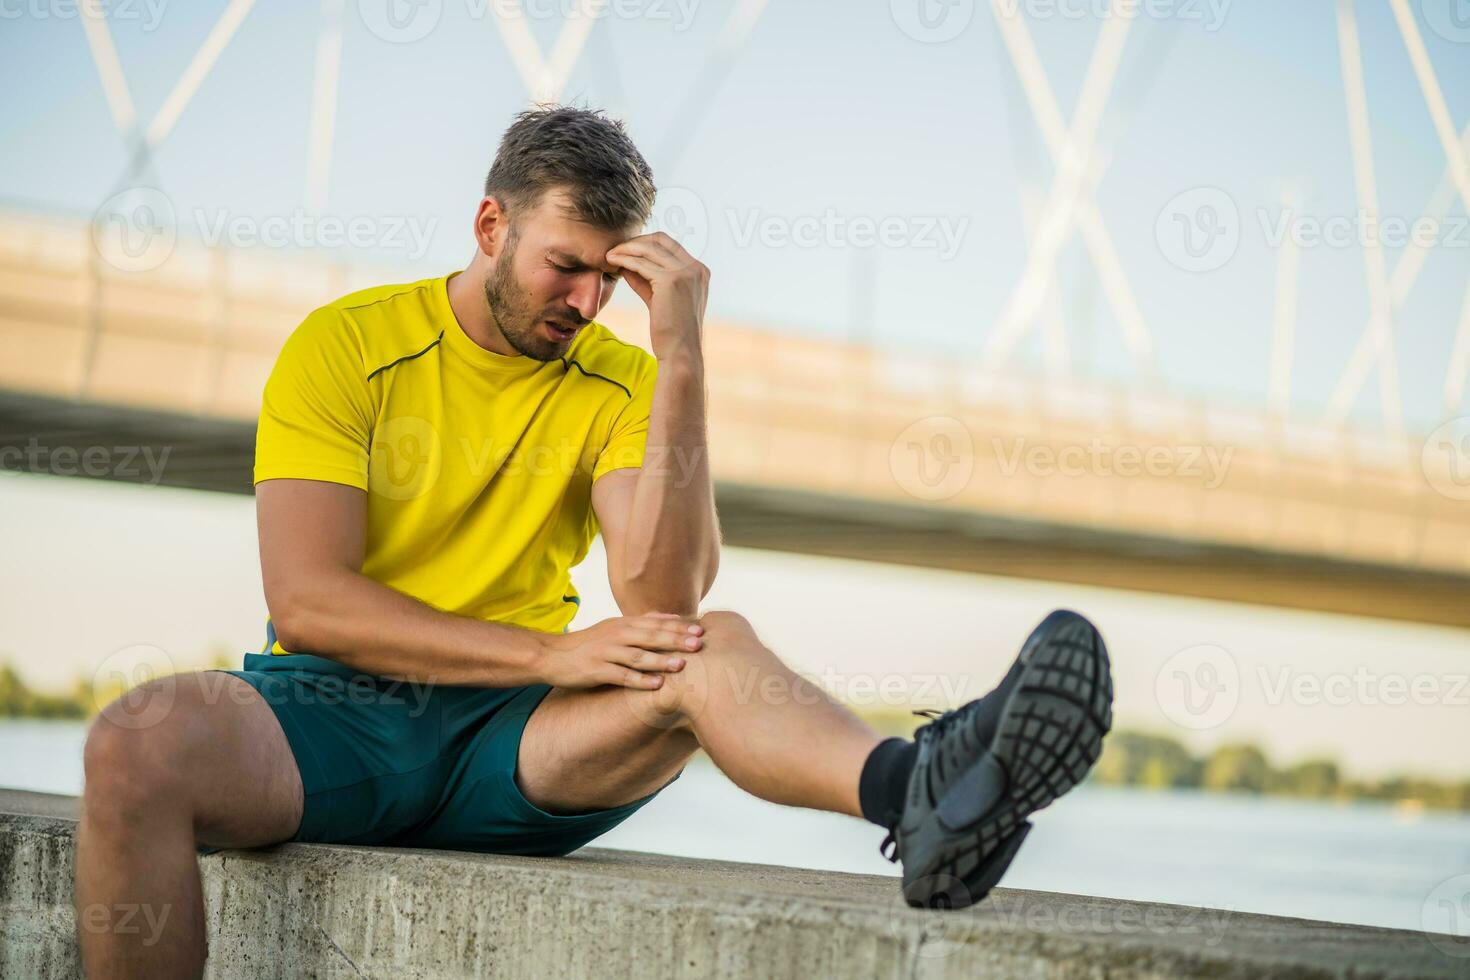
[87,669,303,849]
[188,672,305,847]
[516,684,699,815]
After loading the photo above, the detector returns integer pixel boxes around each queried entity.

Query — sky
[1,0,1469,431]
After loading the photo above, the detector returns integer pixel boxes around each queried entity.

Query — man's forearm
[271,568,549,687]
[619,346,721,616]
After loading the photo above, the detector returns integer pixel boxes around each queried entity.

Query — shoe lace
[878,707,962,864]
[912,706,974,756]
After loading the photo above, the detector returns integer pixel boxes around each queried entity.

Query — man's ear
[473,196,507,259]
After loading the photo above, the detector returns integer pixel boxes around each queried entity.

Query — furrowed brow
[550,249,620,277]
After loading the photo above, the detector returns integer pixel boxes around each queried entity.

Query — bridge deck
[3,209,1469,626]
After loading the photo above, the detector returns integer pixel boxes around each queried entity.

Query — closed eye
[552,261,618,282]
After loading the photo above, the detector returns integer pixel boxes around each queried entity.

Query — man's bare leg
[76,672,304,980]
[517,611,884,817]
[520,607,1113,912]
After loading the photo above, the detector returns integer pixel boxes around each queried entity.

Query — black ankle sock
[858,737,918,828]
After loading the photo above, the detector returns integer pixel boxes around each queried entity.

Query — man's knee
[83,678,204,824]
[628,610,772,729]
[697,610,758,649]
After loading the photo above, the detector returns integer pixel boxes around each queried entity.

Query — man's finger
[611,233,682,259]
[636,614,702,634]
[622,627,702,652]
[646,231,694,263]
[605,250,662,282]
[608,237,682,269]
[622,649,687,673]
[608,666,663,690]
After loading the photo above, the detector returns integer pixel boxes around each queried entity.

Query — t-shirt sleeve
[254,307,374,490]
[593,355,658,482]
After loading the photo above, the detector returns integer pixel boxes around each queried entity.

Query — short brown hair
[484,105,656,231]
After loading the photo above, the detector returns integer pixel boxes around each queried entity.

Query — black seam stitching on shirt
[367,332,444,382]
[342,282,433,312]
[595,332,644,353]
[560,357,632,398]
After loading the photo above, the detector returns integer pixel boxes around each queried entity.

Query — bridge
[3,207,1468,627]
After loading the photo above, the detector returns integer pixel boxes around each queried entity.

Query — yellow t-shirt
[254,273,656,653]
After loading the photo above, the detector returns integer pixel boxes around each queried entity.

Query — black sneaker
[881,609,1113,909]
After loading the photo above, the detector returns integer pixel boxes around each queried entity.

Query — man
[75,107,1113,978]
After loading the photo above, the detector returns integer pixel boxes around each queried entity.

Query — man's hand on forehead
[604,233,709,357]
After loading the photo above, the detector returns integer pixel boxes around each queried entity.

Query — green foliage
[1090,728,1469,813]
[0,662,88,719]
[0,646,242,721]
[1201,744,1271,794]
[849,704,1469,813]
[1095,731,1202,789]
[1276,758,1340,798]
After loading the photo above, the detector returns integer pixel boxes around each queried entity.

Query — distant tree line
[1092,730,1470,813]
[858,708,1470,813]
[4,660,1467,813]
[0,663,90,719]
[0,649,238,721]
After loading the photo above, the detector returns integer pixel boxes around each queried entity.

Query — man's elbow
[267,604,310,653]
[265,582,330,652]
[701,548,720,599]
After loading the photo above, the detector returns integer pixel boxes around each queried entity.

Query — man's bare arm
[257,479,702,689]
[600,232,721,617]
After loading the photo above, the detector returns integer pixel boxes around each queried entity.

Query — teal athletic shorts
[203,626,676,857]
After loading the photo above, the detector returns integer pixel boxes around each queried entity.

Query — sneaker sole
[905,609,1113,908]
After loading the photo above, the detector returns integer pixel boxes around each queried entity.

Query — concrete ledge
[2,789,1462,979]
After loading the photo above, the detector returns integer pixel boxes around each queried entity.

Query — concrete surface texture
[1,788,1464,979]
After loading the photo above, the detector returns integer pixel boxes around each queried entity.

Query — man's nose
[566,272,602,321]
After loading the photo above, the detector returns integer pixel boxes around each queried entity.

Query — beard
[483,236,587,362]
